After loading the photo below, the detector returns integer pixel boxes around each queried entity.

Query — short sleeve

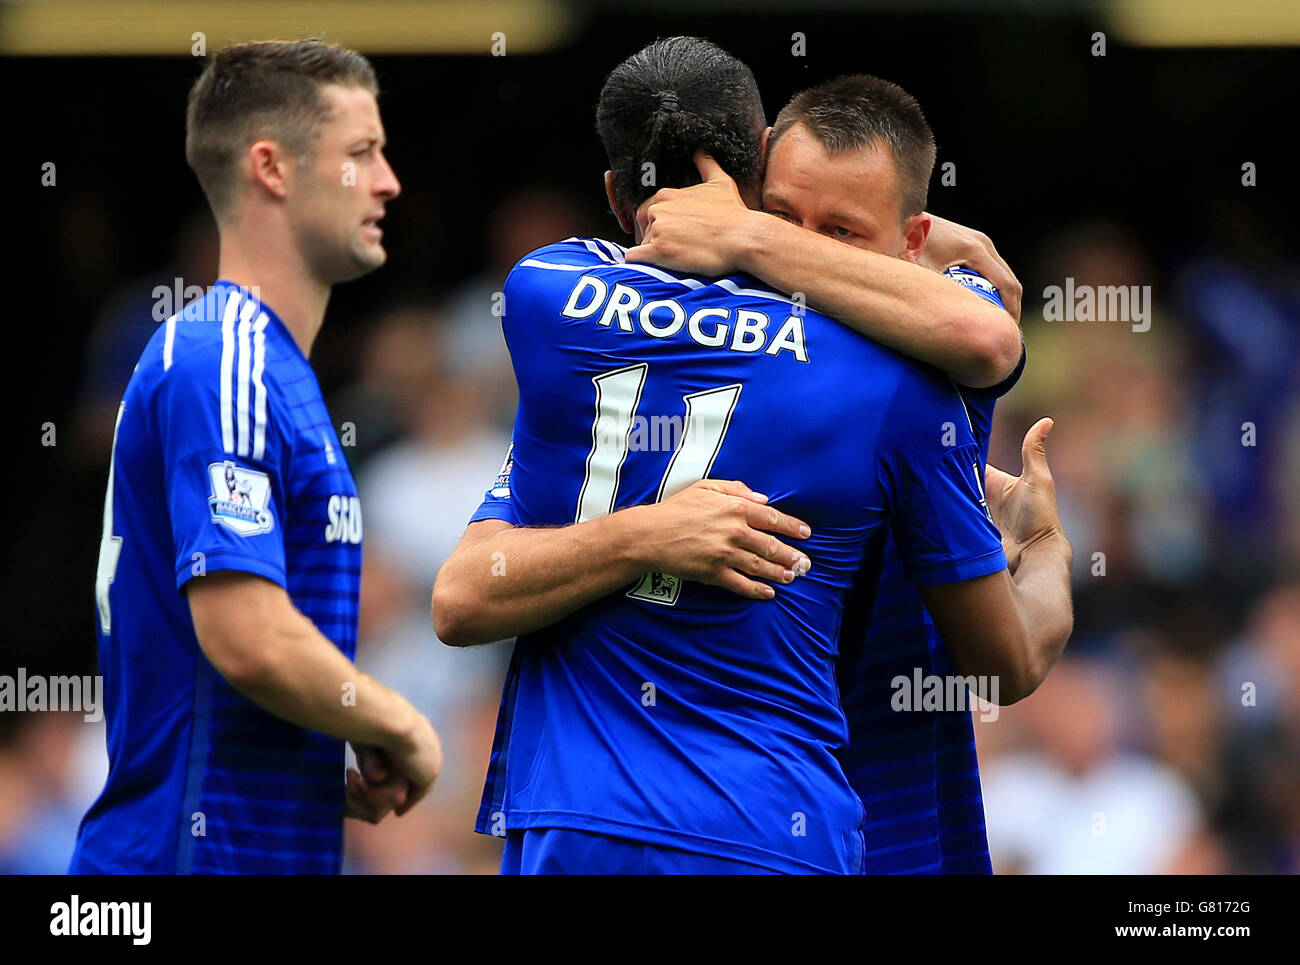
[877,365,1008,586]
[469,442,521,526]
[943,266,1026,402]
[965,341,1026,405]
[156,347,290,592]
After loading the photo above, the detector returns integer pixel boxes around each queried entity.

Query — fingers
[624,217,663,265]
[1002,286,1023,325]
[693,151,727,182]
[346,767,364,794]
[1020,417,1055,483]
[732,530,811,580]
[357,745,390,784]
[361,781,409,816]
[623,242,651,264]
[348,753,413,824]
[979,254,1021,322]
[998,269,1023,323]
[695,478,812,542]
[667,479,817,600]
[372,778,409,812]
[394,779,433,817]
[732,549,795,586]
[712,567,777,601]
[969,233,1022,322]
[393,732,442,817]
[742,498,812,541]
[630,212,654,249]
[929,216,1023,322]
[697,478,769,503]
[345,769,383,824]
[631,191,672,241]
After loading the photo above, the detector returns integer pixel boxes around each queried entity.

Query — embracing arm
[627,153,1023,388]
[434,514,655,647]
[433,480,812,647]
[919,418,1074,703]
[736,214,1022,388]
[919,537,1073,704]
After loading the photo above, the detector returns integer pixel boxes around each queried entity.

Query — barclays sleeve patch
[490,444,514,498]
[208,460,275,536]
[943,265,998,295]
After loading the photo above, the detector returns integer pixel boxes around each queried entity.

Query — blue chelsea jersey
[840,266,1023,874]
[71,281,362,874]
[468,240,1008,873]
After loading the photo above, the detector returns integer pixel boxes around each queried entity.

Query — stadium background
[3,0,1299,874]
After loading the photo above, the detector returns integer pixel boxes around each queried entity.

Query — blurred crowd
[979,214,1300,874]
[4,189,1298,875]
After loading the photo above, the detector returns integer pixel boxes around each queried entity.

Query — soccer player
[71,40,442,875]
[434,38,1072,874]
[456,72,1068,873]
[628,77,1062,873]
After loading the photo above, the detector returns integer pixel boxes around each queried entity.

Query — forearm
[433,509,655,646]
[216,607,423,754]
[738,215,1020,387]
[1004,534,1074,699]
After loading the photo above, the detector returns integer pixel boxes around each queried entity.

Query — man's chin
[335,244,387,282]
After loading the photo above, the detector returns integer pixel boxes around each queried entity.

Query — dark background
[3,1,1298,874]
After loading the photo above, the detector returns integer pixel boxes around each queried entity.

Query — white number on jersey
[576,364,741,605]
[95,403,126,635]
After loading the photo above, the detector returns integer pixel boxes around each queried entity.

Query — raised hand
[984,418,1071,574]
[920,214,1023,322]
[625,152,754,276]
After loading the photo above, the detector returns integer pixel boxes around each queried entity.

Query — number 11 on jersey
[577,364,742,606]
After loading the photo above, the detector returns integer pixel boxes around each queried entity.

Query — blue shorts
[500,829,784,875]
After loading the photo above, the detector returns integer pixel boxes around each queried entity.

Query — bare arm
[433,479,812,647]
[188,571,442,814]
[626,153,1023,388]
[737,216,1020,387]
[919,418,1074,703]
[919,538,1073,704]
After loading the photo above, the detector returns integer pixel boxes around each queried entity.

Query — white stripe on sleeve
[250,312,270,460]
[162,313,179,371]
[219,292,241,453]
[235,297,257,457]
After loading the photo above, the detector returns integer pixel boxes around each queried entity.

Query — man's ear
[758,125,773,176]
[900,211,931,263]
[603,170,635,235]
[248,140,291,201]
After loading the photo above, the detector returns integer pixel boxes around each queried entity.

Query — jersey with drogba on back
[70,281,362,874]
[468,239,1008,873]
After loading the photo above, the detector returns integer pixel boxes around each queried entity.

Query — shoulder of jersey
[514,235,820,312]
[513,237,629,271]
[141,285,284,392]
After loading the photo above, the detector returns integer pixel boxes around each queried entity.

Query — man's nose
[375,153,401,200]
